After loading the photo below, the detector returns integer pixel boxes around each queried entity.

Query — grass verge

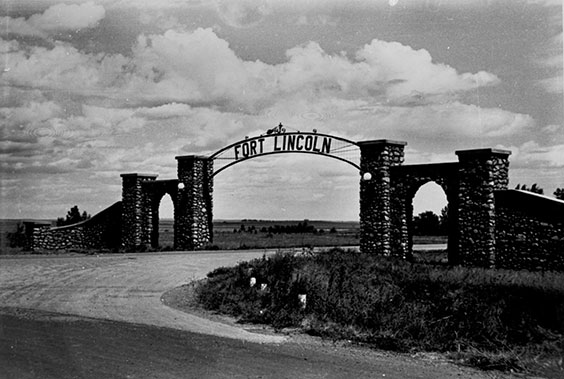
[195,248,564,378]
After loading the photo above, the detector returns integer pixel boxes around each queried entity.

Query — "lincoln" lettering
[274,135,331,154]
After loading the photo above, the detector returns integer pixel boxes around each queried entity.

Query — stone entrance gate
[120,134,513,267]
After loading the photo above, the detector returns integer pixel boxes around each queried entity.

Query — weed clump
[195,249,564,376]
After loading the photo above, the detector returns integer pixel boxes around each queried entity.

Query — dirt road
[0,251,283,343]
[0,251,512,378]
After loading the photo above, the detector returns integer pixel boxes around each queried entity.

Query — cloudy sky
[1,0,562,221]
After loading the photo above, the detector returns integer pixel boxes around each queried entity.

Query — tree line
[235,220,337,235]
[56,205,91,226]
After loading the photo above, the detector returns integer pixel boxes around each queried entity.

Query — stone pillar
[455,148,510,267]
[120,173,158,249]
[175,155,213,250]
[390,179,410,260]
[358,140,407,255]
[445,190,460,265]
[150,196,161,248]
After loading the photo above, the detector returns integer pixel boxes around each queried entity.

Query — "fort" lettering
[234,138,265,160]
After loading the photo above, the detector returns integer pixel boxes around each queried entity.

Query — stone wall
[455,149,510,268]
[32,201,122,251]
[358,140,406,256]
[32,136,562,269]
[120,173,157,248]
[175,155,213,250]
[495,190,564,271]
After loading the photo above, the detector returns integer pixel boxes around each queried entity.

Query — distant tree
[515,183,544,194]
[554,188,564,200]
[56,205,91,226]
[439,206,449,234]
[530,183,543,194]
[413,211,441,236]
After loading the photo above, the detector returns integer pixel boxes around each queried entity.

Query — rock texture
[175,155,213,250]
[495,190,564,271]
[359,140,406,256]
[32,202,122,251]
[31,138,564,272]
[120,174,158,249]
[455,149,510,268]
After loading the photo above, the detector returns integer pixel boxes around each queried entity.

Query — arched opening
[155,193,174,249]
[212,154,360,250]
[410,181,448,264]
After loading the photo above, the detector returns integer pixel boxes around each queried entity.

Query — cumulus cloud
[28,2,106,31]
[215,0,272,28]
[0,17,47,38]
[355,102,533,138]
[1,2,105,38]
[510,141,564,168]
[1,100,62,125]
[355,40,500,98]
[1,28,503,114]
[0,26,537,217]
[257,98,534,144]
[0,25,530,182]
[538,76,563,93]
[1,40,106,90]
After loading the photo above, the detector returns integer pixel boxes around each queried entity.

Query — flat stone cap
[120,173,158,178]
[357,139,407,147]
[175,155,210,160]
[455,148,511,157]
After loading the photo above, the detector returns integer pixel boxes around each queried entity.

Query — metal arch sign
[210,131,361,177]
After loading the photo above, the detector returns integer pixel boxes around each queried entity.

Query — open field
[1,218,447,254]
[161,219,446,250]
[158,219,361,249]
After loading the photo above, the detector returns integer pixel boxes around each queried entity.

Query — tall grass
[196,249,564,376]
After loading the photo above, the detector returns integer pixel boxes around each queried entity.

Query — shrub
[56,205,91,226]
[195,249,564,374]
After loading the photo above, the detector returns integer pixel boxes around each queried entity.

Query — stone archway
[120,135,511,269]
[144,180,178,248]
[119,174,180,249]
[390,163,459,263]
[355,141,511,268]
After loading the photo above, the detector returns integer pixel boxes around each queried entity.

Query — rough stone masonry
[31,136,564,271]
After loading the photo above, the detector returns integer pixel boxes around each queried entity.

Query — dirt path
[0,251,514,378]
[0,251,284,344]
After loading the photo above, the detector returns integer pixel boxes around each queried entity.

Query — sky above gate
[1,0,562,221]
